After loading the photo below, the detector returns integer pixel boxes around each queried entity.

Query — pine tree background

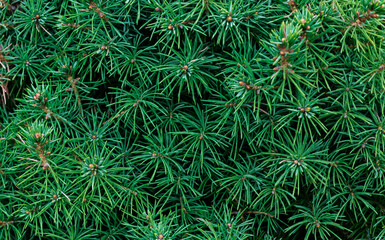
[1,0,385,239]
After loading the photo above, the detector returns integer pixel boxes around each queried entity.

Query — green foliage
[1,0,385,239]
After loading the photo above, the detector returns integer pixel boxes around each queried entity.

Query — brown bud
[300,108,305,112]
[42,164,49,170]
[293,160,299,165]
[246,85,251,90]
[273,56,277,61]
[34,132,41,139]
[345,87,350,91]
[47,151,51,155]
[199,135,203,140]
[378,126,383,131]
[227,223,231,228]
[82,198,87,202]
[306,25,310,30]
[53,194,58,200]
[89,163,94,169]
[35,15,40,19]
[273,66,280,71]
[66,88,73,92]
[26,210,31,215]
[305,107,311,112]
[152,153,157,157]
[155,7,160,12]
[362,144,366,148]
[91,135,97,140]
[183,65,188,71]
[300,18,306,25]
[280,51,285,55]
[226,16,233,22]
[238,81,246,86]
[26,61,30,65]
[45,114,50,120]
[101,46,106,50]
[316,222,320,228]
[343,113,347,119]
[133,103,137,107]
[146,215,149,220]
[34,93,41,100]
[131,58,135,63]
[168,25,173,30]
[99,12,105,18]
[158,234,164,239]
[281,37,286,42]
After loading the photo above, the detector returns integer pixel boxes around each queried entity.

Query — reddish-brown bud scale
[226,16,232,22]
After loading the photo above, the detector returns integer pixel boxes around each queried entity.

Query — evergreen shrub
[1,0,385,239]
